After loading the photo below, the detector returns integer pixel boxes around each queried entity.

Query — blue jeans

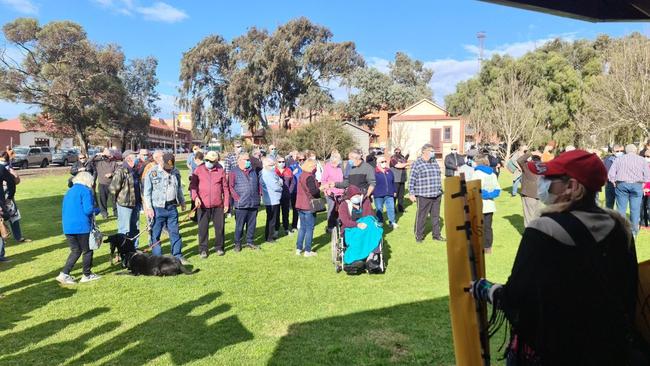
[117,204,140,248]
[0,237,5,259]
[615,182,643,235]
[512,175,522,196]
[296,210,315,252]
[374,196,396,224]
[151,205,182,258]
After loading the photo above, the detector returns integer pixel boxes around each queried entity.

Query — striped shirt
[608,153,650,183]
[408,157,442,198]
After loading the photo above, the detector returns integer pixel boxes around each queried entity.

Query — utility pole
[477,31,486,69]
[172,111,177,154]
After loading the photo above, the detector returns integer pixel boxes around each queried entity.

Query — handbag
[309,197,326,213]
[299,176,326,213]
[0,218,8,239]
[88,217,103,250]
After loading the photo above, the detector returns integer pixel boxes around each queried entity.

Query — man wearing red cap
[470,149,640,365]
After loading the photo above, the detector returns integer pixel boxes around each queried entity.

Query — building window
[443,126,452,143]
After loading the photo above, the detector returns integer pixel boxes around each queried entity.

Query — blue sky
[1,0,649,121]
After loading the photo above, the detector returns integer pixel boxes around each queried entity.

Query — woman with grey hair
[57,172,101,285]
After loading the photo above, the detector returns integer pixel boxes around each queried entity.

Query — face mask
[205,161,215,170]
[537,177,558,205]
[350,195,362,205]
[645,157,650,163]
[380,162,388,169]
[278,162,285,169]
[133,158,139,166]
[348,160,355,167]
[245,161,251,169]
[451,150,457,154]
[615,152,624,157]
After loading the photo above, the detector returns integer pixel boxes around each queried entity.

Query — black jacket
[493,210,638,365]
[0,164,16,201]
[444,153,465,177]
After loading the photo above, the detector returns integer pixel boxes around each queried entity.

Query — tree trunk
[505,139,513,163]
[120,129,129,153]
[74,125,88,155]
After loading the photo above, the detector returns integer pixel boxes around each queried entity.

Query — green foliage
[0,18,126,153]
[111,56,160,151]
[288,118,356,159]
[445,37,607,150]
[180,17,363,134]
[346,52,433,120]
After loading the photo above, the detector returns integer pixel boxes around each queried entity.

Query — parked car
[13,146,53,169]
[87,147,100,157]
[52,148,79,166]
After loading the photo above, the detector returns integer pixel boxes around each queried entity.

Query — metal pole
[172,111,177,154]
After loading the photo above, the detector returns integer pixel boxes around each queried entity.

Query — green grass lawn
[1,167,648,365]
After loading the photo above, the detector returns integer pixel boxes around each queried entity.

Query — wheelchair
[330,217,385,275]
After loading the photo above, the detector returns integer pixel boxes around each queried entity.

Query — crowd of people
[4,137,650,362]
[46,141,450,283]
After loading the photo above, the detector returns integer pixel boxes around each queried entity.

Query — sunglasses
[278,160,285,163]
[298,159,305,162]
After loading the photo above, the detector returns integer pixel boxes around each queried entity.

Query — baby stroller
[329,193,385,275]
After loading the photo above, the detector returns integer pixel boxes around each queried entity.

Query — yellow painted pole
[444,175,489,366]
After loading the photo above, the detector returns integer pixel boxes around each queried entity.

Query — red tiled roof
[390,114,460,122]
[149,118,191,133]
[0,118,28,132]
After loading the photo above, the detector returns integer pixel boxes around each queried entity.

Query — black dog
[105,233,199,276]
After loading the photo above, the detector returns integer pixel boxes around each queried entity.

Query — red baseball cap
[527,149,607,192]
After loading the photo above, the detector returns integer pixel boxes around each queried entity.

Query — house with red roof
[0,118,74,149]
[390,99,470,159]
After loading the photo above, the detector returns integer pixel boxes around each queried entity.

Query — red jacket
[295,171,320,211]
[190,163,230,208]
[338,198,373,231]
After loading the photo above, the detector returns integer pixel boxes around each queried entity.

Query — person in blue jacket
[373,155,398,228]
[57,171,101,285]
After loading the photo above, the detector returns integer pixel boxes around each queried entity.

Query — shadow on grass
[0,307,110,355]
[68,292,254,366]
[0,280,77,331]
[503,214,524,235]
[14,194,65,242]
[268,297,454,365]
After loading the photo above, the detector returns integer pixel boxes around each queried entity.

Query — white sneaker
[391,222,399,229]
[79,273,101,283]
[303,251,317,257]
[56,272,76,285]
[295,249,302,256]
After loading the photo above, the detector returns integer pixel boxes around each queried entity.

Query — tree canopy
[0,18,126,153]
[346,52,434,120]
[179,17,364,134]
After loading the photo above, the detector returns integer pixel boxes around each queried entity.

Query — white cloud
[154,93,178,118]
[0,0,37,14]
[136,2,188,23]
[367,57,390,73]
[92,0,187,22]
[424,59,479,105]
[463,33,577,59]
[362,35,578,106]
